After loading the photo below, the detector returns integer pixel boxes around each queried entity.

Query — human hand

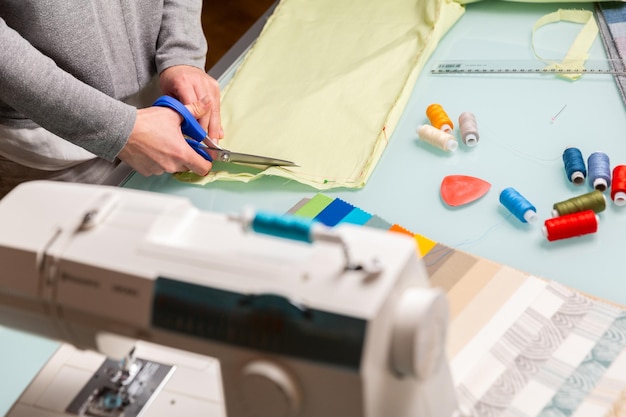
[160,65,224,142]
[118,96,213,177]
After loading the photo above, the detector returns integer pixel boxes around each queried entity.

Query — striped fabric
[597,3,626,105]
[289,193,626,417]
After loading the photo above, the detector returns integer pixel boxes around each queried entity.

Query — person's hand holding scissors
[118,65,223,177]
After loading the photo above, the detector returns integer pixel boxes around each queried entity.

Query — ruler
[431,59,626,75]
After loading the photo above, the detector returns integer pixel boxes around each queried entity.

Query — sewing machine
[0,181,458,417]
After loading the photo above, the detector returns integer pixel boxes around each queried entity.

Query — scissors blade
[209,147,299,167]
[201,139,297,166]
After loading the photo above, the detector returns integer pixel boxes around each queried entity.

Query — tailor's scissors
[153,95,298,167]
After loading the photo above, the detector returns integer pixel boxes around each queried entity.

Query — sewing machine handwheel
[240,360,301,417]
[390,287,449,379]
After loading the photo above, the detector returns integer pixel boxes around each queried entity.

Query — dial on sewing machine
[0,181,458,417]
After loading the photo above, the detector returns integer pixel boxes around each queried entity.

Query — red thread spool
[611,165,626,206]
[543,210,598,242]
[426,103,454,132]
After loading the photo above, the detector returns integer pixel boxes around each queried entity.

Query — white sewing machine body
[0,181,457,417]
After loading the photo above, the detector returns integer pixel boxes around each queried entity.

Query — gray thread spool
[458,112,479,147]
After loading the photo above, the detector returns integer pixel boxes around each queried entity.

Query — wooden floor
[201,0,276,71]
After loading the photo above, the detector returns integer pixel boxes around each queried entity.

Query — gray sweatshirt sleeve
[0,0,207,162]
[0,17,136,162]
[156,0,208,73]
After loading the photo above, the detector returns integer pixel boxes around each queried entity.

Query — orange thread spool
[543,210,598,242]
[426,103,454,132]
[611,165,626,206]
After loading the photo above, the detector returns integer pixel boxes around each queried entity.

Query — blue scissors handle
[184,138,212,161]
[152,95,213,162]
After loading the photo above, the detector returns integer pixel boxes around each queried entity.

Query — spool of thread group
[562,147,586,185]
[458,112,479,147]
[426,103,454,133]
[587,151,611,191]
[543,209,598,242]
[611,165,626,206]
[499,187,537,223]
[552,190,606,217]
[416,124,458,152]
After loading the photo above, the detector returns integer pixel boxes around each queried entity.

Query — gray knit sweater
[0,0,207,161]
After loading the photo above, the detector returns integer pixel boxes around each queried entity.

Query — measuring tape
[431,59,626,75]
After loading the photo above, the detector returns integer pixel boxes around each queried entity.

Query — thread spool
[499,187,537,223]
[562,147,586,185]
[543,209,598,241]
[249,210,316,242]
[587,151,611,191]
[552,190,606,217]
[426,103,454,133]
[416,124,458,152]
[458,112,479,147]
[611,165,626,206]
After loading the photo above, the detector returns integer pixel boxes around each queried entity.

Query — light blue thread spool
[562,147,586,185]
[499,187,537,223]
[587,151,611,191]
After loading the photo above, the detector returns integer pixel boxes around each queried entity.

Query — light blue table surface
[125,1,626,306]
[3,1,625,414]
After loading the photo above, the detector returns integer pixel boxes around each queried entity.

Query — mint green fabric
[175,0,604,189]
[176,0,465,189]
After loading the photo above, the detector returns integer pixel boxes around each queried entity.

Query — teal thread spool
[552,190,606,217]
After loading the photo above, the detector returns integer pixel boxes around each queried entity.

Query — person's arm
[156,0,208,74]
[0,18,135,162]
[156,0,224,141]
[120,0,219,177]
[117,0,221,176]
[0,16,212,177]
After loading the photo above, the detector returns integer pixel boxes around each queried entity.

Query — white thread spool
[458,112,479,147]
[416,125,458,152]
